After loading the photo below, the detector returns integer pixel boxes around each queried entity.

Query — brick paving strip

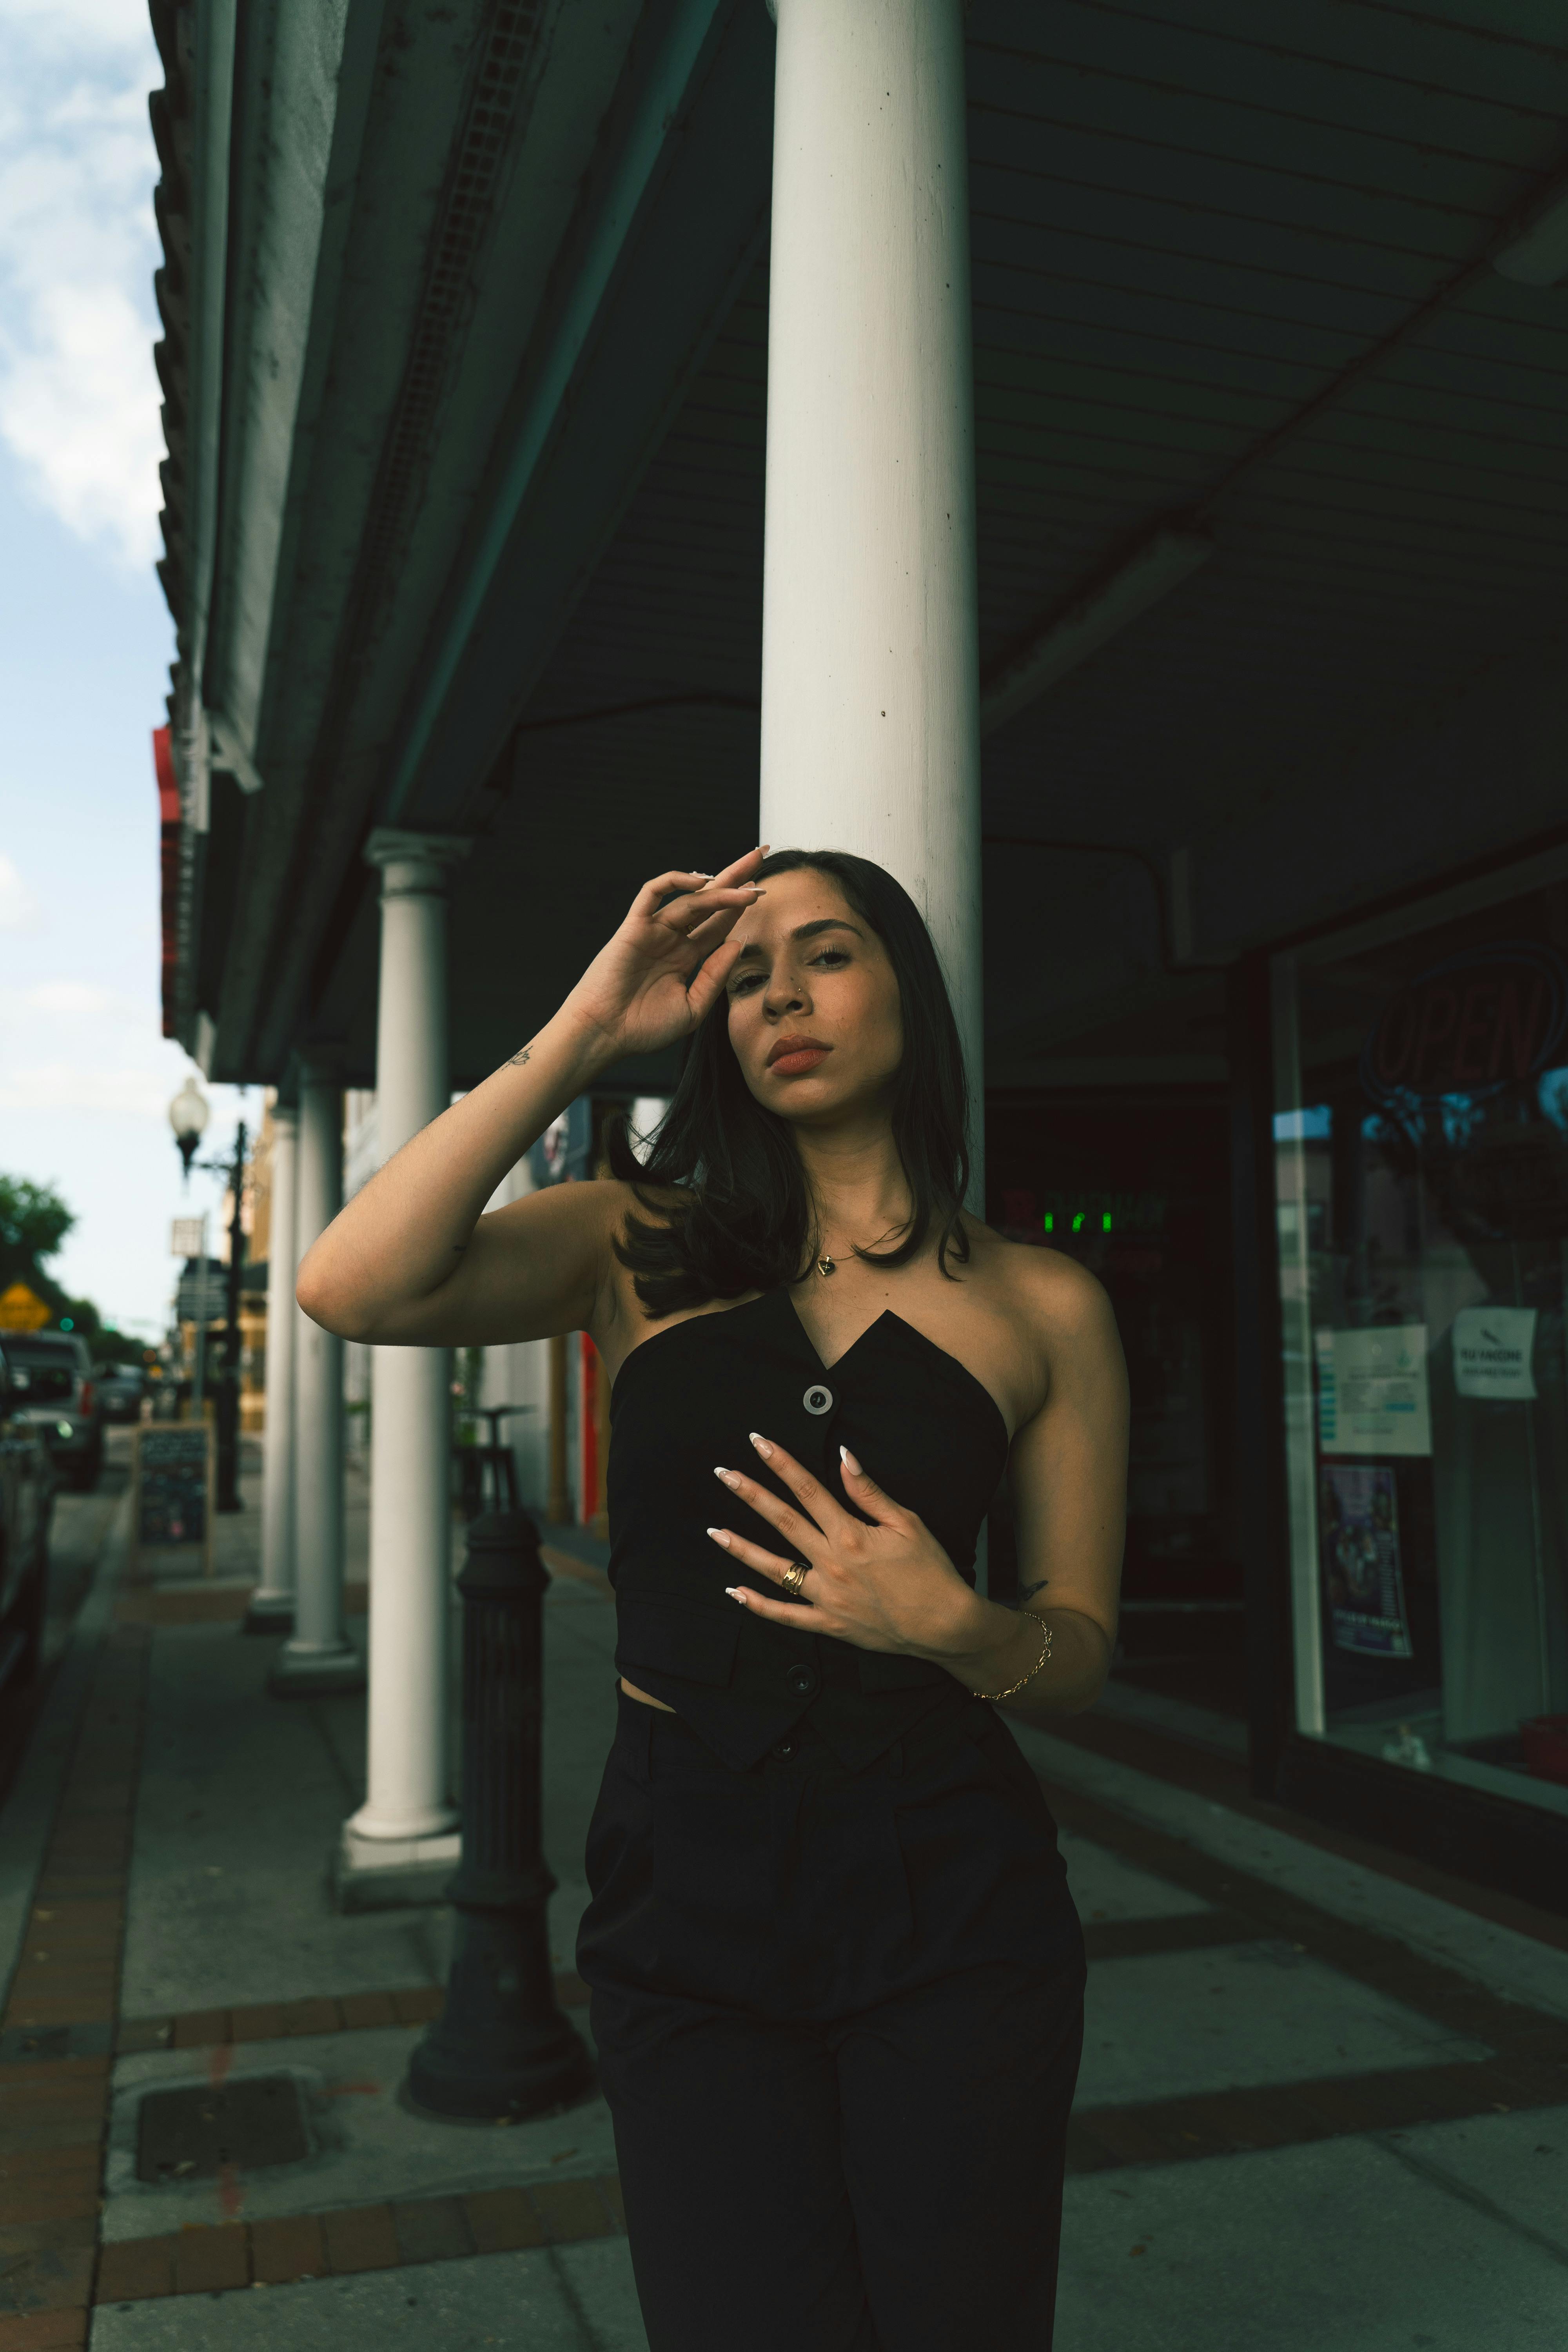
[109,1978,572,2057]
[93,2178,628,2306]
[0,1620,150,2351]
[8,1588,1568,2331]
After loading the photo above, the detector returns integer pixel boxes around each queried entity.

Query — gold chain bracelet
[969,1613,1053,1701]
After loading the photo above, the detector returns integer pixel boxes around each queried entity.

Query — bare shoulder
[959,1218,1122,1360]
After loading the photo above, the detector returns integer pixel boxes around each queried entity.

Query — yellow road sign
[0,1283,52,1332]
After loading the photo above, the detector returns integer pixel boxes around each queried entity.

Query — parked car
[96,1365,147,1424]
[0,1330,104,1492]
[0,1345,54,1715]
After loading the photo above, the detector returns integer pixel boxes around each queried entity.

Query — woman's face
[724,867,904,1122]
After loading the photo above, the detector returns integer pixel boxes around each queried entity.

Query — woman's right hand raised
[296,846,769,1348]
[561,847,768,1062]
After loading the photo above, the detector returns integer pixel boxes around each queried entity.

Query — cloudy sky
[0,0,245,1336]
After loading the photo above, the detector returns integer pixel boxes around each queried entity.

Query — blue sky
[0,0,244,1338]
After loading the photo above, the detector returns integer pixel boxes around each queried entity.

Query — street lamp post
[169,1076,212,1416]
[167,1076,248,1512]
[168,1075,210,1178]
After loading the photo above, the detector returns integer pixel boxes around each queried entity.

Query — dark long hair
[606,849,972,1316]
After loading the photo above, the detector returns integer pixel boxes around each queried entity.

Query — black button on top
[786,1663,818,1698]
[802,1383,833,1416]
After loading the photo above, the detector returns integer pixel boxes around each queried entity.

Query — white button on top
[802,1383,833,1416]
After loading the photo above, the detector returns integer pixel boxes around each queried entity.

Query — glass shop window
[1274,870,1568,1817]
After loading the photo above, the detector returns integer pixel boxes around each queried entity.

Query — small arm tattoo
[1018,1579,1048,1602]
[507,1045,533,1067]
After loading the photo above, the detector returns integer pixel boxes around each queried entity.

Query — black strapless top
[606,1287,1011,1769]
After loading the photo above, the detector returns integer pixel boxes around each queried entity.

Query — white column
[270,1063,363,1695]
[339,830,470,1905]
[758,0,983,1176]
[245,1103,298,1632]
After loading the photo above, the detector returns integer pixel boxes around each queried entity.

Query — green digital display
[1039,1190,1167,1239]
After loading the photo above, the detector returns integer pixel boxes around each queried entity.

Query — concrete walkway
[3,1444,1567,2350]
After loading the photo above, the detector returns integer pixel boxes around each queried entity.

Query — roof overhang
[151,0,1568,1087]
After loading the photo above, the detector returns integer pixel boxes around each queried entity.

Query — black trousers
[577,1688,1085,2352]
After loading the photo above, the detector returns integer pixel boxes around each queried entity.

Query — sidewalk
[2,1451,1566,2350]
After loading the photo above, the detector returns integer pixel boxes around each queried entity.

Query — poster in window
[1451,1305,1537,1401]
[1315,1326,1431,1457]
[1318,1463,1414,1659]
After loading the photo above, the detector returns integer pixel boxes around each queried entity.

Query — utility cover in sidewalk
[135,2074,310,2182]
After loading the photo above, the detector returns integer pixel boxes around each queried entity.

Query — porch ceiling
[156,0,1568,1087]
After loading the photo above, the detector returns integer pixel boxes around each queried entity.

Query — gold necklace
[814,1214,902,1278]
[814,1227,885,1276]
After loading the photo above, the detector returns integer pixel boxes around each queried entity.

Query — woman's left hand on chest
[708,1434,983,1656]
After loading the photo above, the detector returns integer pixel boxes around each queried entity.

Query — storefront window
[1274,862,1568,1815]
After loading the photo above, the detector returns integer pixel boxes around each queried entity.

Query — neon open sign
[1361,942,1568,1108]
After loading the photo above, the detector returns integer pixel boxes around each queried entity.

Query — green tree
[0,1176,74,1265]
[0,1176,98,1336]
[92,1325,147,1367]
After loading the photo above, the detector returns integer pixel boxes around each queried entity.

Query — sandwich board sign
[131,1421,216,1575]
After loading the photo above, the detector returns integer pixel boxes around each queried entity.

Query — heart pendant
[816,1255,836,1277]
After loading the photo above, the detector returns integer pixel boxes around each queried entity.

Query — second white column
[338,829,470,1907]
[270,1064,362,1695]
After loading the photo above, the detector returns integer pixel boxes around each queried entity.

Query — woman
[298,844,1127,2350]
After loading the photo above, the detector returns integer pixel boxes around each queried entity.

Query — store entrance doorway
[985,1091,1244,1722]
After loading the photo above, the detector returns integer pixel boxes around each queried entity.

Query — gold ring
[779,1560,809,1597]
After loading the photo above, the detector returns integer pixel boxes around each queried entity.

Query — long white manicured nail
[840,1445,862,1475]
[706,1527,731,1548]
[725,1587,747,1604]
[714,1466,739,1486]
[749,1432,773,1458]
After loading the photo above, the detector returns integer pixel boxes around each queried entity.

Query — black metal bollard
[405,1512,591,2121]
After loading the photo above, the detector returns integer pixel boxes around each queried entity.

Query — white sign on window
[1452,1306,1537,1402]
[1316,1326,1432,1458]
